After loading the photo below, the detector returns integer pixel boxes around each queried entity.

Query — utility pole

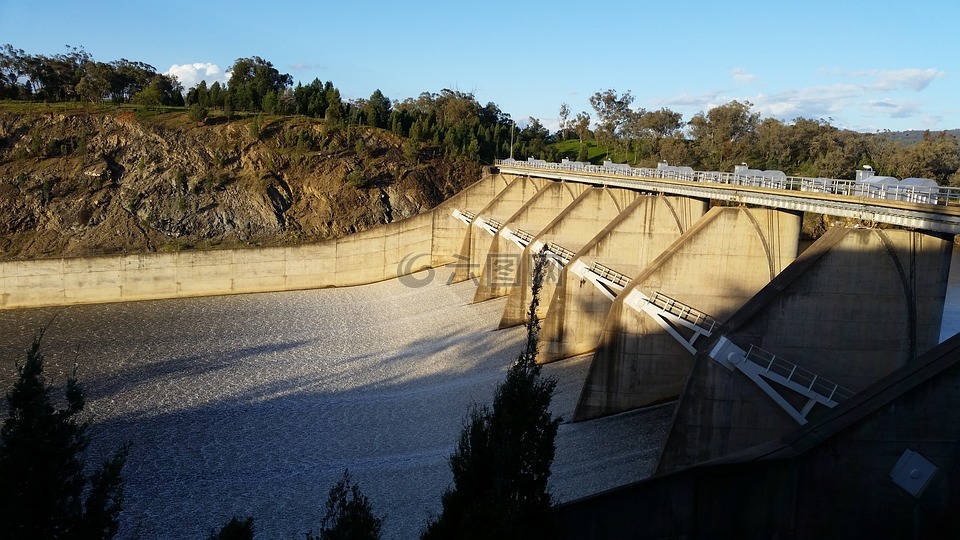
[509,120,515,160]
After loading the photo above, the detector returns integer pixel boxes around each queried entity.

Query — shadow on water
[0,269,694,540]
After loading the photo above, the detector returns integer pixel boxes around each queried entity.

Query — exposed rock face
[0,107,477,259]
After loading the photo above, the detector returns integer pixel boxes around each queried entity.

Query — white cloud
[731,67,757,84]
[165,63,229,89]
[842,68,945,92]
[658,67,947,130]
[289,61,327,72]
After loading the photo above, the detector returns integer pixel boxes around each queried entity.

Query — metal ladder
[475,217,502,236]
[529,240,576,268]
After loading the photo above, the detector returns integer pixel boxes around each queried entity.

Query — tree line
[0,44,183,107]
[553,90,960,185]
[3,45,957,184]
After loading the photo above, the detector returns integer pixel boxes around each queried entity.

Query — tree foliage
[688,100,760,171]
[0,44,180,104]
[209,516,254,540]
[0,332,130,540]
[224,56,293,113]
[422,251,560,540]
[307,470,383,540]
[589,89,635,158]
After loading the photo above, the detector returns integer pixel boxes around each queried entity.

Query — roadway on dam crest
[0,268,670,540]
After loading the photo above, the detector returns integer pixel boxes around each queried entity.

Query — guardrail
[592,262,631,288]
[647,291,721,334]
[547,243,577,263]
[745,345,855,403]
[495,159,960,208]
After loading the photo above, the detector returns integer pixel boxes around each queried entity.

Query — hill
[0,104,478,260]
[869,128,960,145]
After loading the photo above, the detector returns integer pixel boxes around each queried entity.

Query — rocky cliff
[0,105,478,259]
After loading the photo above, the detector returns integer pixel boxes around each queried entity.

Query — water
[2,247,955,539]
[0,268,668,539]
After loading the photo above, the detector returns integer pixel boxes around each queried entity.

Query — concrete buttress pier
[656,226,953,474]
[573,206,802,421]
[451,174,547,284]
[473,181,588,302]
[497,187,641,328]
[0,169,507,308]
[537,195,708,364]
[431,171,513,266]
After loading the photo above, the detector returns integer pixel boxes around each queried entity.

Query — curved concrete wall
[0,171,509,310]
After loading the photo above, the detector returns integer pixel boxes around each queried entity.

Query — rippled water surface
[0,269,669,539]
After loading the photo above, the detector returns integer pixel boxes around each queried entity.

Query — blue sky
[2,0,958,133]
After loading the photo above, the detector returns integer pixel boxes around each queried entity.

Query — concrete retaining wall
[0,171,507,309]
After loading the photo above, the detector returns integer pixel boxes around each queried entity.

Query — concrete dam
[1,162,959,538]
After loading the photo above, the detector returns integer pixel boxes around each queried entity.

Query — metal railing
[513,229,535,244]
[592,262,631,287]
[745,345,855,403]
[495,158,960,208]
[547,243,577,263]
[647,291,720,334]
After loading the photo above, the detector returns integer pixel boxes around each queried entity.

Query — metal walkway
[569,260,632,301]
[709,336,854,425]
[624,290,720,355]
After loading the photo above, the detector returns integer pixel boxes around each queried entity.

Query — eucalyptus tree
[589,89,634,160]
[688,100,759,171]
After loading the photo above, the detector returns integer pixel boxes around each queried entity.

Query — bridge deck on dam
[0,268,670,540]
[497,162,960,234]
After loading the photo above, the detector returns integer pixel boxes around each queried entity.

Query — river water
[0,268,669,539]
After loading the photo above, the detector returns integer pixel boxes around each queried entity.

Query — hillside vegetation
[0,103,478,260]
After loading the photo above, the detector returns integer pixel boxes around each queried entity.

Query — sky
[2,0,958,133]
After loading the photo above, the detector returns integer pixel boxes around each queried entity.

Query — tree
[422,251,560,540]
[0,332,130,540]
[325,86,344,124]
[557,103,571,140]
[572,112,591,161]
[589,89,634,160]
[365,89,391,129]
[188,103,208,123]
[209,517,254,540]
[225,56,292,112]
[306,470,383,540]
[639,108,684,162]
[688,100,760,171]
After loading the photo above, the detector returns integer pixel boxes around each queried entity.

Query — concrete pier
[656,226,953,473]
[497,187,640,328]
[451,174,547,283]
[574,207,801,421]
[537,195,708,364]
[473,180,588,302]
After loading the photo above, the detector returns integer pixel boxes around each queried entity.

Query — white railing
[495,158,960,208]
[745,345,855,404]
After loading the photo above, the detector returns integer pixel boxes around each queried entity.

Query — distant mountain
[870,129,960,145]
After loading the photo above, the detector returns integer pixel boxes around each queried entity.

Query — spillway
[0,268,669,539]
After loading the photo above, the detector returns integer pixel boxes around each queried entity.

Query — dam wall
[0,171,508,309]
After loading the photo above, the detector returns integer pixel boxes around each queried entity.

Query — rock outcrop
[0,106,477,259]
